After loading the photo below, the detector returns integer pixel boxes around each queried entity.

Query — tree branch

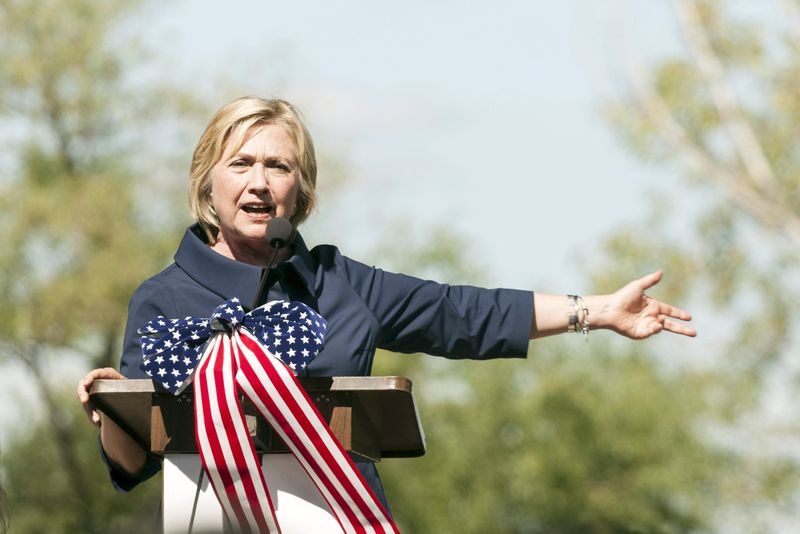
[621,49,800,246]
[40,74,78,176]
[777,0,800,47]
[93,327,120,369]
[17,344,98,533]
[674,0,776,192]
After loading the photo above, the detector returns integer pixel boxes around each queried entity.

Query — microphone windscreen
[266,217,294,248]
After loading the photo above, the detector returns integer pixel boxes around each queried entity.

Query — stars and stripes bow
[138,298,325,394]
[138,298,398,533]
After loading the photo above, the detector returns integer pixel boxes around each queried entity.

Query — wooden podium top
[90,376,425,461]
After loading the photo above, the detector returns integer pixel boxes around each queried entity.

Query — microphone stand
[250,217,293,310]
[251,245,283,310]
[187,468,204,534]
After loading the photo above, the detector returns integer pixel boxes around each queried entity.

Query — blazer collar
[174,225,317,305]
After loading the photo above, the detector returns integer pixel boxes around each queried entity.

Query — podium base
[163,453,342,533]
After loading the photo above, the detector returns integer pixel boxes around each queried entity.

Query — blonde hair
[189,96,317,243]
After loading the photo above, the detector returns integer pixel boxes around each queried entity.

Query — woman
[78,96,695,514]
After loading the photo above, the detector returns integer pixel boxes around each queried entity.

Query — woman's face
[210,123,300,258]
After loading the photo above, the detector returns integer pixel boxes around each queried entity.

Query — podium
[90,377,425,533]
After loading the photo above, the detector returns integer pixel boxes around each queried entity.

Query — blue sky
[141,0,685,289]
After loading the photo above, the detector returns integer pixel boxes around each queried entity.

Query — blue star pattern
[138,298,327,395]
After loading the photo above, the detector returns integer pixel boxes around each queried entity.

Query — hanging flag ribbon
[138,299,398,533]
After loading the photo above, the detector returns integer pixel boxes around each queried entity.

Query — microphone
[251,217,295,309]
[266,216,294,249]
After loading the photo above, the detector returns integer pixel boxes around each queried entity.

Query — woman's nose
[249,163,269,192]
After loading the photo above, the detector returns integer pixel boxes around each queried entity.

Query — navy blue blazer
[108,225,533,509]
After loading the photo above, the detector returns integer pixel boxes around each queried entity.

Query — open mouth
[241,204,273,215]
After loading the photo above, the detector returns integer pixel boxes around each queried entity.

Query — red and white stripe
[194,334,281,533]
[193,330,399,533]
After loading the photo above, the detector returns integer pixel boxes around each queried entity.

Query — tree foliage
[0,0,195,364]
[0,0,200,531]
[2,388,160,533]
[377,347,724,533]
[367,224,793,533]
[591,0,800,527]
[601,0,800,381]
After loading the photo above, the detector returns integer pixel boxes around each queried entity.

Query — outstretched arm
[530,271,696,340]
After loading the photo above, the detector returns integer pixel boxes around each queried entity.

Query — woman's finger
[636,270,664,292]
[77,368,124,426]
[663,319,697,337]
[655,301,692,321]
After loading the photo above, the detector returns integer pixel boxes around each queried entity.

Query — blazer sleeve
[103,278,174,492]
[119,278,176,379]
[340,255,532,359]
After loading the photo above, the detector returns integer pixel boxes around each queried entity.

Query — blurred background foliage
[1,0,799,532]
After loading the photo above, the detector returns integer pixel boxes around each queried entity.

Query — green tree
[593,0,800,528]
[602,0,799,377]
[0,0,203,531]
[367,223,792,532]
[2,388,161,533]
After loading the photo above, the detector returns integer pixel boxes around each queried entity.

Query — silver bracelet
[567,295,590,341]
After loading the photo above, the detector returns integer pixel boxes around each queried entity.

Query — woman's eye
[231,160,247,167]
[269,162,291,173]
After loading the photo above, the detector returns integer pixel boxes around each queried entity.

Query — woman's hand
[76,367,125,427]
[592,271,696,339]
